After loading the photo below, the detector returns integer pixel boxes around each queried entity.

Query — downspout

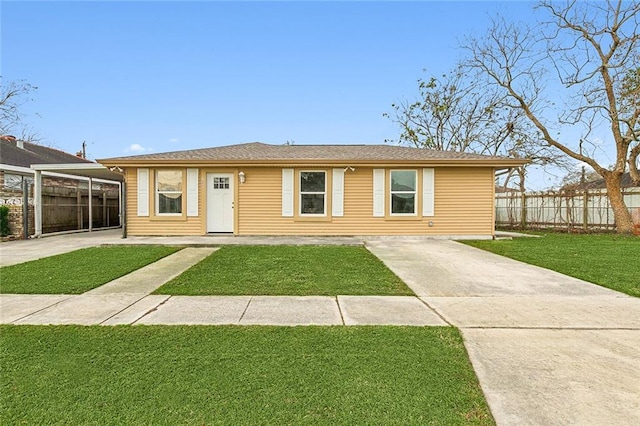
[492,168,497,239]
[121,180,127,238]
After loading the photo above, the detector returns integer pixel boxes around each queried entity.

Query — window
[300,171,326,215]
[213,177,230,189]
[390,170,416,215]
[3,173,32,190]
[156,170,183,214]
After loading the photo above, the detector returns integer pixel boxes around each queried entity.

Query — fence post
[583,190,589,231]
[520,192,527,229]
[103,192,107,227]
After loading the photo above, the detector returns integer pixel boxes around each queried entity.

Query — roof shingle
[99,142,521,163]
[1,137,92,168]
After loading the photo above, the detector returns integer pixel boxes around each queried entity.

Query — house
[0,135,122,238]
[572,172,638,191]
[98,142,527,237]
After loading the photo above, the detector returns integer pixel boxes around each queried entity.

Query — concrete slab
[423,296,640,329]
[462,328,640,426]
[120,235,364,246]
[494,231,540,238]
[136,296,250,325]
[241,296,342,325]
[365,239,622,297]
[0,229,364,267]
[101,295,171,325]
[85,247,217,295]
[0,294,71,323]
[13,294,143,325]
[338,295,448,325]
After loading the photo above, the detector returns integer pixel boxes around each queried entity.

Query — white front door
[207,173,234,233]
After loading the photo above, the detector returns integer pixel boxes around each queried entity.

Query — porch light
[238,171,246,184]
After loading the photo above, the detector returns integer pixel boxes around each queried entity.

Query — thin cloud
[124,143,149,153]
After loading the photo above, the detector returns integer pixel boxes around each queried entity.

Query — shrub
[0,205,10,237]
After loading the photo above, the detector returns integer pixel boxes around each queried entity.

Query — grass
[155,245,413,296]
[0,325,493,425]
[0,245,181,294]
[463,233,640,297]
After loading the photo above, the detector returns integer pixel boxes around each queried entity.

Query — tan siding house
[99,142,526,237]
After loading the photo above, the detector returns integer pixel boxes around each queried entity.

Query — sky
[1,0,576,189]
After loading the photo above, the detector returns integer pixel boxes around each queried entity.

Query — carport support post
[22,177,29,239]
[88,177,93,232]
[34,170,42,237]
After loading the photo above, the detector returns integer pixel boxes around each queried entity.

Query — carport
[30,163,125,237]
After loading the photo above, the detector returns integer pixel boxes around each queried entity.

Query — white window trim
[137,168,149,217]
[389,169,418,216]
[422,168,435,217]
[155,170,183,216]
[373,169,385,217]
[331,168,344,217]
[282,169,294,217]
[186,168,198,217]
[299,170,327,216]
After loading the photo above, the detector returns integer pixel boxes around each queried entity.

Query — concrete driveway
[366,238,640,426]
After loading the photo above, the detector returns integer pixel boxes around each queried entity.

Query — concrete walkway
[367,239,640,426]
[0,244,446,327]
[2,293,446,327]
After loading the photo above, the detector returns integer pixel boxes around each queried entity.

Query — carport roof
[30,163,124,182]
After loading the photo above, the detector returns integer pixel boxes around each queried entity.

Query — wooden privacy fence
[42,184,120,234]
[495,188,640,231]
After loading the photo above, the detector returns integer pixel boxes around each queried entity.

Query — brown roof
[99,142,526,165]
[576,172,638,190]
[1,136,92,168]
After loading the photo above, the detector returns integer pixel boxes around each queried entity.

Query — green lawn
[0,325,493,425]
[464,233,640,297]
[155,245,413,296]
[0,245,181,294]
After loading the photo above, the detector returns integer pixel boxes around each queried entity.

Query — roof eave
[98,158,529,168]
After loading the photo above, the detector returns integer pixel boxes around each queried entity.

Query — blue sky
[3,0,566,186]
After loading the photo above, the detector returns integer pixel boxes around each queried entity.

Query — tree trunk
[603,174,634,234]
[517,167,526,193]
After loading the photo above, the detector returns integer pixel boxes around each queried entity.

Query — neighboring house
[0,135,121,238]
[1,136,93,169]
[572,172,638,191]
[98,142,527,237]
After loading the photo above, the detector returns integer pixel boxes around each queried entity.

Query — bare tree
[0,77,41,142]
[385,66,568,191]
[464,0,639,234]
[559,166,601,191]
